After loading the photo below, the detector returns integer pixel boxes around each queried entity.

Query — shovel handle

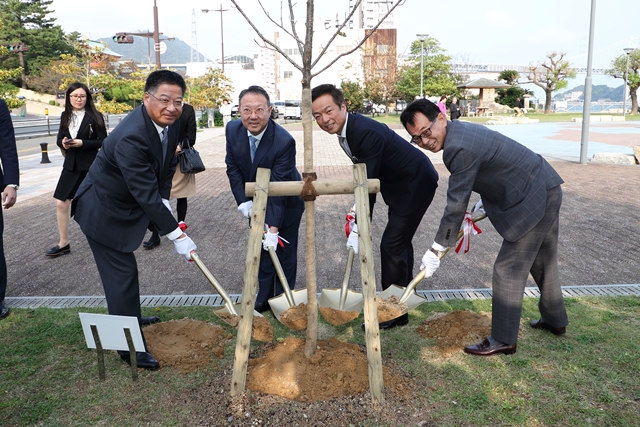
[339,247,356,310]
[267,246,296,307]
[398,213,488,304]
[191,251,238,316]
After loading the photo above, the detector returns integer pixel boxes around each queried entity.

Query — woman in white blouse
[46,82,107,257]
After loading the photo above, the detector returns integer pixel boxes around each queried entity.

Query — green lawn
[1,296,639,426]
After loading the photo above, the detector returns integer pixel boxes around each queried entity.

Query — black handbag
[177,139,205,174]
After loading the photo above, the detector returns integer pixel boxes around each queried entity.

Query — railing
[12,113,130,140]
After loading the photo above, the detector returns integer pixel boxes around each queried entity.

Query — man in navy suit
[401,99,568,356]
[225,85,304,313]
[0,99,20,320]
[311,84,439,329]
[73,70,197,369]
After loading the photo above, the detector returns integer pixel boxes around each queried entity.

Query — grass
[372,111,640,125]
[1,297,640,426]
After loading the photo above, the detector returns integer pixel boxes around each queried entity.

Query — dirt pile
[319,306,359,326]
[246,337,413,402]
[416,310,492,353]
[280,303,308,330]
[144,319,231,373]
[216,312,274,342]
[377,295,407,322]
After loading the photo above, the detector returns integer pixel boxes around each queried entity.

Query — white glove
[472,199,485,214]
[238,200,253,219]
[262,230,279,251]
[173,233,197,261]
[162,198,172,213]
[346,223,359,254]
[420,249,441,277]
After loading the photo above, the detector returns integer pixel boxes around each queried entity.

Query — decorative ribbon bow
[455,212,483,254]
[345,212,356,237]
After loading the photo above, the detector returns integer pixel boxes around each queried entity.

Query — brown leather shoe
[464,338,517,356]
[530,319,566,335]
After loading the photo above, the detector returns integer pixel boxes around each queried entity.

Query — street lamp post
[202,4,229,71]
[416,34,428,99]
[622,47,634,117]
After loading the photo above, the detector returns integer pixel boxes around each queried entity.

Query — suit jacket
[344,113,438,216]
[72,105,180,253]
[225,118,303,227]
[0,100,19,188]
[436,120,563,245]
[56,111,107,172]
[178,103,196,148]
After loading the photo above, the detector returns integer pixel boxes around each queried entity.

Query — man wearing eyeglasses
[225,85,304,313]
[400,99,568,356]
[311,84,439,330]
[72,70,197,370]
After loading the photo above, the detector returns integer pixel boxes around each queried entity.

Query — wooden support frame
[231,165,384,403]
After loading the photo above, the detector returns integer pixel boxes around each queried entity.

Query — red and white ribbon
[345,212,356,237]
[456,212,482,254]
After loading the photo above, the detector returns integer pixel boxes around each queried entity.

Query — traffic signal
[8,43,27,52]
[113,33,134,44]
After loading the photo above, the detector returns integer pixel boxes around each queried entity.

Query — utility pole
[202,4,229,71]
[416,34,428,99]
[153,0,161,69]
[623,47,634,117]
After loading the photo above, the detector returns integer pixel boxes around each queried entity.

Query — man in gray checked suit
[401,99,568,356]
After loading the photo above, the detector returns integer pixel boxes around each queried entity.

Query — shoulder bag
[177,139,206,174]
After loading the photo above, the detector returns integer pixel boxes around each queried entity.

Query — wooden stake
[245,179,380,197]
[303,199,318,358]
[353,163,384,404]
[231,167,270,396]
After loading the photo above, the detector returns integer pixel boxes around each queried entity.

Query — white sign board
[79,313,145,352]
[154,41,167,54]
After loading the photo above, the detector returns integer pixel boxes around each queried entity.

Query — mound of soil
[377,296,407,322]
[144,319,232,373]
[280,303,308,330]
[319,306,359,326]
[416,310,492,353]
[246,337,413,402]
[216,312,274,342]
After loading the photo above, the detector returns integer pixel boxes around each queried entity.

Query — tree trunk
[544,90,553,114]
[19,52,26,89]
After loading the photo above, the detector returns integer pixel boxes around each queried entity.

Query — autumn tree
[0,0,71,88]
[495,70,534,107]
[608,49,640,114]
[0,45,23,109]
[341,79,365,112]
[186,66,233,110]
[395,36,461,101]
[526,52,576,114]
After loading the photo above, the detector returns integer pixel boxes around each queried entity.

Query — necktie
[161,128,168,163]
[249,135,258,162]
[338,136,354,160]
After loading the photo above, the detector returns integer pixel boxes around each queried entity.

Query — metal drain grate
[5,284,640,310]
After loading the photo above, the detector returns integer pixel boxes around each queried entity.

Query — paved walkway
[5,120,640,309]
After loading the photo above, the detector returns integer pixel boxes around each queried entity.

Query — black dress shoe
[254,301,271,313]
[530,319,566,335]
[46,244,71,257]
[464,338,517,356]
[119,351,160,370]
[140,316,160,326]
[0,300,8,320]
[143,237,160,249]
[361,313,409,331]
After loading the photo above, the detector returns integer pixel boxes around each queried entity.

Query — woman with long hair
[46,82,106,257]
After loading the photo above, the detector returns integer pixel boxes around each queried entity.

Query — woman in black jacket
[46,82,107,257]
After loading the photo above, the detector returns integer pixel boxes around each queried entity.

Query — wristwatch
[5,184,18,191]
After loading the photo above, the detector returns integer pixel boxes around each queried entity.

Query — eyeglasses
[241,107,268,117]
[410,116,438,144]
[70,94,86,99]
[147,92,184,108]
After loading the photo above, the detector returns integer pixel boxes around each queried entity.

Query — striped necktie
[249,135,258,162]
[161,128,168,163]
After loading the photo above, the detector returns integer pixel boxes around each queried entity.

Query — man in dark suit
[311,84,439,329]
[225,85,304,313]
[0,99,20,320]
[401,99,568,356]
[72,70,197,369]
[143,102,197,249]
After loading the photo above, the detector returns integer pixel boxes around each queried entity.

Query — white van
[284,100,301,120]
[273,100,285,117]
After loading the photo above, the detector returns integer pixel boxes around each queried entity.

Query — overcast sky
[50,0,639,98]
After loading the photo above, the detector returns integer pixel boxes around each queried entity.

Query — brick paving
[5,121,639,305]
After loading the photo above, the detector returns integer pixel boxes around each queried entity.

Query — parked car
[394,100,407,112]
[231,104,239,118]
[273,100,285,116]
[284,100,302,120]
[373,104,386,114]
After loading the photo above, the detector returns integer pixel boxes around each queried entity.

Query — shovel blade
[319,288,364,313]
[378,285,426,313]
[268,289,308,322]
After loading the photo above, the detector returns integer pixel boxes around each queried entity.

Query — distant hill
[98,35,210,64]
[554,84,625,102]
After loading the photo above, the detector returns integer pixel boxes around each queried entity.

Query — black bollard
[40,142,51,164]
